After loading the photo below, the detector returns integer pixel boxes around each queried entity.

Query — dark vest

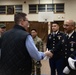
[0,25,32,75]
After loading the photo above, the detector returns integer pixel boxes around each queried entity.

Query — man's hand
[63,66,70,74]
[44,50,53,58]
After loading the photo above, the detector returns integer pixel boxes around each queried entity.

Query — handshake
[63,57,76,74]
[44,49,53,60]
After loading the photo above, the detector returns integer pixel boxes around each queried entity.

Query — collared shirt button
[53,41,55,43]
[65,52,67,54]
[61,50,62,51]
[53,39,55,40]
[19,68,21,70]
[65,45,67,46]
[53,47,55,48]
[65,56,67,58]
[53,44,55,46]
[22,68,24,71]
[65,49,67,50]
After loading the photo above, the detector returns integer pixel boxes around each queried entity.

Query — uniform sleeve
[36,39,43,52]
[70,51,76,59]
[46,34,51,50]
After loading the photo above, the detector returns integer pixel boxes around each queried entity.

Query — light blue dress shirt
[25,35,45,61]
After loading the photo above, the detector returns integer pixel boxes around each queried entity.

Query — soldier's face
[63,21,74,34]
[0,28,6,33]
[31,30,37,38]
[52,24,59,32]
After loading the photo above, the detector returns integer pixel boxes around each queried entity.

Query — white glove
[63,66,70,74]
[68,57,76,70]
[43,56,50,60]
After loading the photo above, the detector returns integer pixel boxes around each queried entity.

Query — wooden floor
[41,59,50,75]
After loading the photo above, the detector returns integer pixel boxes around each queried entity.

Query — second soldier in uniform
[31,29,43,75]
[47,22,64,75]
[50,20,76,75]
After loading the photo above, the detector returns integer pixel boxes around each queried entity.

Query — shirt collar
[53,31,58,34]
[67,31,74,38]
[52,31,59,35]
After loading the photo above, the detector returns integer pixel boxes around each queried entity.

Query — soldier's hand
[63,66,70,74]
[44,50,53,58]
[68,57,76,70]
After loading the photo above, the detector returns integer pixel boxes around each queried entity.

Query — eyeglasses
[63,24,72,27]
[23,19,30,23]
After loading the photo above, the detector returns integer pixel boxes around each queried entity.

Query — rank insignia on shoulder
[49,36,51,39]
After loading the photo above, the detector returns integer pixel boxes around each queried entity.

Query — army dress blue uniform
[62,31,76,75]
[52,31,76,75]
[47,31,64,75]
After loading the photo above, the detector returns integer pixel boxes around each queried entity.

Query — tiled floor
[41,59,50,75]
[40,43,50,75]
[33,43,50,75]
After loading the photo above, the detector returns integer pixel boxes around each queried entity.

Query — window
[38,4,45,12]
[29,5,36,13]
[7,5,14,14]
[29,3,64,14]
[15,5,22,13]
[0,6,6,14]
[0,5,22,15]
[56,4,64,13]
[47,4,54,12]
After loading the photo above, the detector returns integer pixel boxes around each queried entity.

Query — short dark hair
[31,29,37,32]
[52,22,59,26]
[14,12,27,24]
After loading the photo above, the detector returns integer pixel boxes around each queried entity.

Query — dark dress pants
[63,69,76,75]
[49,57,64,75]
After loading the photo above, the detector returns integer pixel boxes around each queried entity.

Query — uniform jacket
[52,31,76,65]
[33,36,43,52]
[47,31,64,60]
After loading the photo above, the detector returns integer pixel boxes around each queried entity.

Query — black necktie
[66,35,69,39]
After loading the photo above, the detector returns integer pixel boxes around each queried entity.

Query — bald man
[62,20,76,75]
[50,20,76,75]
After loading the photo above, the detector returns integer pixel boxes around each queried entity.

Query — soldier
[50,20,76,75]
[0,24,6,37]
[31,29,43,75]
[46,22,64,75]
[62,20,76,75]
[0,24,6,58]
